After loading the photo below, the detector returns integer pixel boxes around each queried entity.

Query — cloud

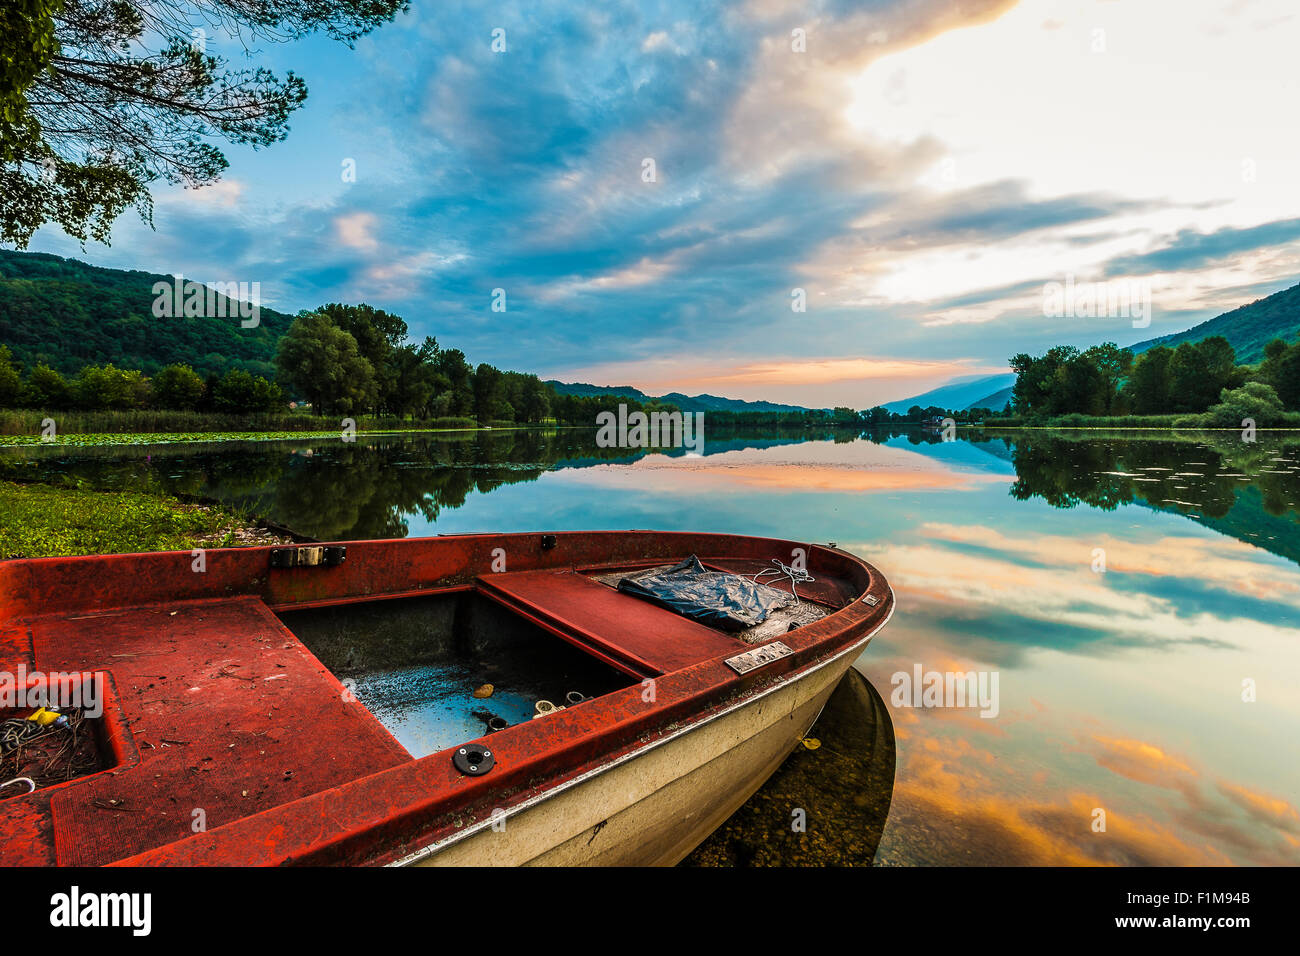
[1091,736,1196,789]
[871,686,1299,864]
[844,521,1300,658]
[559,436,1013,494]
[154,179,246,210]
[1103,218,1300,276]
[918,522,1300,607]
[334,212,380,253]
[549,355,1007,406]
[25,0,1300,401]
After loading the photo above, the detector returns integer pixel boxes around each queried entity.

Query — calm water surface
[6,427,1298,865]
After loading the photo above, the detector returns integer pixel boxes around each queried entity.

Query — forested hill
[0,250,296,380]
[1130,281,1300,363]
[545,380,805,413]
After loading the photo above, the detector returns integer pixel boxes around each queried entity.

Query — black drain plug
[453,745,495,776]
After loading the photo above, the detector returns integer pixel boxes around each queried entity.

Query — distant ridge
[882,372,1016,414]
[544,380,806,414]
[1128,281,1300,363]
[966,385,1014,412]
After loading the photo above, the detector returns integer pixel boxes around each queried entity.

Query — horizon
[19,0,1300,407]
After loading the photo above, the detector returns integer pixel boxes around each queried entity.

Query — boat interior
[0,532,886,865]
[276,559,835,759]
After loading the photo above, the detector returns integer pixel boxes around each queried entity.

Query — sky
[25,0,1300,407]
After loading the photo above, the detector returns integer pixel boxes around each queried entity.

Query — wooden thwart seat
[476,569,742,677]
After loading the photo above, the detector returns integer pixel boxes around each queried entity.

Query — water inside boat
[277,593,636,757]
[276,560,833,757]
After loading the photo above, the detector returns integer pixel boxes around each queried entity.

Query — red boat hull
[0,531,893,866]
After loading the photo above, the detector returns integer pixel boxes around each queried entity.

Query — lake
[5,425,1298,865]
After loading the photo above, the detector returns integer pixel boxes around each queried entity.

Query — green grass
[981,412,1300,429]
[0,426,503,448]
[0,408,493,438]
[0,481,243,559]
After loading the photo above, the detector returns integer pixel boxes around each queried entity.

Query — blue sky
[27,0,1300,406]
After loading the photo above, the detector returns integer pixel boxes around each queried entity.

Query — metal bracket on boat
[534,699,564,718]
[862,594,879,606]
[540,534,557,550]
[724,640,794,675]
[269,546,347,569]
[453,745,495,776]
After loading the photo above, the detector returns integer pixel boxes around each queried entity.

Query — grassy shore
[0,480,283,560]
[0,426,510,448]
[0,408,489,436]
[982,412,1300,429]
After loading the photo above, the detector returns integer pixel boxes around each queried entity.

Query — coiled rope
[752,559,815,605]
[0,718,51,754]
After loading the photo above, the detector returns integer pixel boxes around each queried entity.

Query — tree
[74,363,150,409]
[1276,344,1300,410]
[387,338,439,418]
[212,368,281,413]
[1167,342,1216,412]
[25,363,72,408]
[1198,335,1237,385]
[1054,351,1106,415]
[0,346,22,406]
[316,302,409,412]
[152,363,206,409]
[275,312,375,415]
[1,1,59,169]
[1010,346,1080,417]
[1123,346,1172,414]
[1081,343,1133,414]
[1,1,405,246]
[474,363,504,423]
[434,348,474,417]
[1203,382,1286,427]
[517,376,552,423]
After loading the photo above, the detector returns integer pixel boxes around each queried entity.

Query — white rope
[1,777,36,795]
[752,559,815,605]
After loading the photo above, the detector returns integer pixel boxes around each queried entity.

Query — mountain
[0,249,296,380]
[0,251,804,412]
[545,381,805,414]
[659,392,805,413]
[882,372,1016,414]
[543,381,652,402]
[965,385,1014,412]
[1128,281,1300,364]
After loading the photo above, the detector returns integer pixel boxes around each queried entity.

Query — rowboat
[0,531,893,866]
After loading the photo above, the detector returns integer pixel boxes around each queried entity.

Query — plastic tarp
[618,555,795,632]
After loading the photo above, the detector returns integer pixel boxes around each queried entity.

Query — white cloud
[334,212,380,253]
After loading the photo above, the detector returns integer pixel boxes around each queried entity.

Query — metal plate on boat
[724,640,794,675]
[269,546,347,569]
